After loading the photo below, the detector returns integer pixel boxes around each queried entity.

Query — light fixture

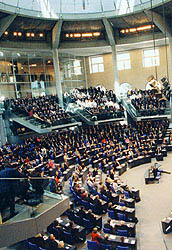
[120,24,154,34]
[93,32,101,37]
[39,33,44,37]
[31,33,35,37]
[82,33,92,37]
[13,32,17,36]
[26,33,30,37]
[47,60,51,64]
[18,32,22,36]
[4,31,8,35]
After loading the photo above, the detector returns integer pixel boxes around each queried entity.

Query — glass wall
[0,50,55,99]
[59,53,86,93]
[0,50,86,99]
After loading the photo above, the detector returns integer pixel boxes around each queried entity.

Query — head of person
[93,227,98,233]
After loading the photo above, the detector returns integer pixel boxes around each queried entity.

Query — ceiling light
[82,33,93,37]
[18,32,22,36]
[31,33,35,37]
[93,32,101,37]
[39,33,44,37]
[4,31,8,35]
[26,33,30,37]
[13,32,17,36]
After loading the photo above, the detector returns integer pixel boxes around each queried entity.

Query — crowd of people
[127,89,169,116]
[7,95,73,126]
[65,87,125,120]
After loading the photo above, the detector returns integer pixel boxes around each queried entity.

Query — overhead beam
[144,9,172,38]
[52,20,63,49]
[0,14,17,38]
[102,18,116,46]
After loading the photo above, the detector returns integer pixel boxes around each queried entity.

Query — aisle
[121,155,172,250]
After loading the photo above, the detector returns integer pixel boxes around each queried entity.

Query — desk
[161,210,172,234]
[110,219,136,237]
[121,198,135,208]
[128,155,151,168]
[112,205,135,218]
[108,234,137,249]
[63,165,75,181]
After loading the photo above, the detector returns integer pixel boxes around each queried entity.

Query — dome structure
[0,0,171,20]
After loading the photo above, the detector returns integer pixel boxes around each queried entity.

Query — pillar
[0,112,6,146]
[111,45,120,96]
[52,49,63,107]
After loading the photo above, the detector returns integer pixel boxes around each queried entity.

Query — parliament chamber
[1,1,172,250]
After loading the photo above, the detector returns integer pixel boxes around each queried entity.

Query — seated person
[28,233,45,249]
[104,218,113,233]
[45,234,59,250]
[91,227,101,244]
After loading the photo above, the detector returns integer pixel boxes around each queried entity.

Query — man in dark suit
[104,219,113,232]
[0,164,25,217]
[45,234,59,250]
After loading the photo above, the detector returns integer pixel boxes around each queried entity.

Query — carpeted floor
[121,154,172,250]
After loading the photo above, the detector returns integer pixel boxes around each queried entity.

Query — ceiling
[0,0,171,20]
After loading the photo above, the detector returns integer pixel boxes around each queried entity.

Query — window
[73,60,82,75]
[117,52,131,70]
[89,56,104,73]
[143,48,160,67]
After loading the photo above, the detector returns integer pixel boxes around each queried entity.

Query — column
[111,45,120,96]
[168,38,172,84]
[0,112,6,145]
[52,49,63,107]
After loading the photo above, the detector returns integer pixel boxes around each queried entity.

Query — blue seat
[63,231,73,244]
[118,201,125,206]
[100,243,112,250]
[117,229,128,237]
[103,227,111,234]
[124,191,130,199]
[28,242,38,250]
[90,203,96,214]
[117,212,126,221]
[74,214,82,225]
[82,200,90,210]
[117,246,129,250]
[22,240,30,249]
[107,209,115,219]
[87,240,98,250]
[103,195,109,202]
[39,248,46,250]
[83,218,93,231]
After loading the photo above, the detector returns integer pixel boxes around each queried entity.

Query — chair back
[118,201,125,206]
[83,218,92,229]
[124,191,130,198]
[100,243,112,250]
[28,242,38,250]
[107,209,115,219]
[103,227,111,234]
[117,245,129,250]
[74,214,82,225]
[117,212,126,221]
[82,200,90,210]
[87,240,98,250]
[103,195,109,202]
[63,231,73,244]
[117,229,128,237]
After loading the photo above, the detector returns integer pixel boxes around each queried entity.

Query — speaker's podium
[0,191,70,248]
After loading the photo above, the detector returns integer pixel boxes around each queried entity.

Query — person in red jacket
[91,227,101,244]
